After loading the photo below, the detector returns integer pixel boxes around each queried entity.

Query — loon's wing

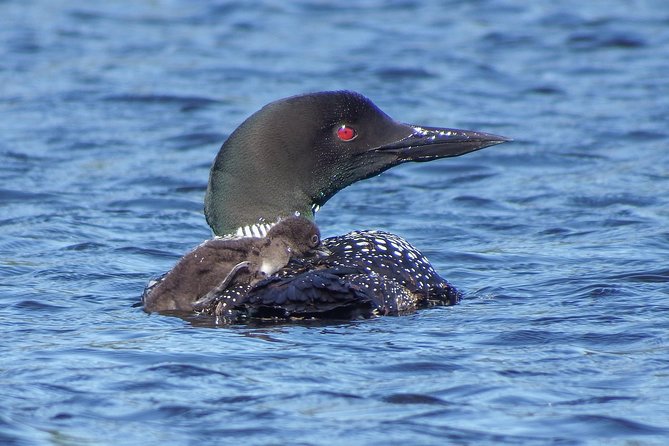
[238,267,378,320]
[319,230,461,308]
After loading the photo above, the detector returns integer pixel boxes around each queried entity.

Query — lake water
[1,1,668,445]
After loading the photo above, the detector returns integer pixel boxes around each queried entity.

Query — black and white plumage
[195,230,460,323]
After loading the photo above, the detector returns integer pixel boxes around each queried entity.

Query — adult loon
[151,91,509,322]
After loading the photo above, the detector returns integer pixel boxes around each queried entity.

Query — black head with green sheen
[205,90,509,236]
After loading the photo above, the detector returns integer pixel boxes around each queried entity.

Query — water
[1,1,668,444]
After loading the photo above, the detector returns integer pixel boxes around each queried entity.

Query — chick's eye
[336,125,357,141]
[310,234,320,246]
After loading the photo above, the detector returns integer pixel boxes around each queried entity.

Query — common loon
[145,90,509,322]
[142,216,324,313]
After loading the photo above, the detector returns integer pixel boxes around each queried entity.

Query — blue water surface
[1,1,669,445]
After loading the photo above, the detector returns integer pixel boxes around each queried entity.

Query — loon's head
[205,90,509,236]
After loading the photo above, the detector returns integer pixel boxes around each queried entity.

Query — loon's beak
[377,125,511,162]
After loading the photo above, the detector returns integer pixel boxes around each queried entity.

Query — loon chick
[191,90,510,322]
[142,216,323,313]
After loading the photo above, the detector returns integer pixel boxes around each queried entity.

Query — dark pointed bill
[378,125,511,162]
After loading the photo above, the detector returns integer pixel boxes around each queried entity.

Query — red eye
[336,125,357,141]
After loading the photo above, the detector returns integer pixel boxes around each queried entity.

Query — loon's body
[144,90,509,322]
[197,230,460,323]
[142,216,322,313]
